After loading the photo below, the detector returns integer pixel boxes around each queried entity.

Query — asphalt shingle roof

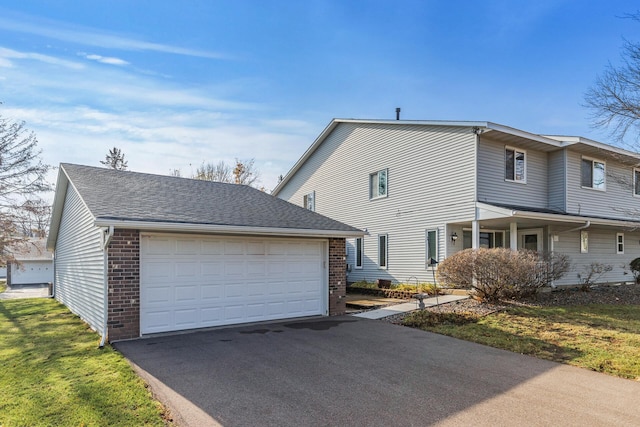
[61,163,361,233]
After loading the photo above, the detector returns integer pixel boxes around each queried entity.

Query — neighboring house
[7,237,54,286]
[47,164,363,342]
[273,119,640,287]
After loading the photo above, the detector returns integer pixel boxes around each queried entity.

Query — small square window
[303,191,315,211]
[370,169,388,199]
[378,234,388,268]
[505,147,526,182]
[581,158,605,190]
[617,233,624,254]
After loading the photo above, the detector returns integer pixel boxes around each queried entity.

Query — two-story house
[273,119,640,286]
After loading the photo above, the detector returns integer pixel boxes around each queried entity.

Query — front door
[518,229,543,252]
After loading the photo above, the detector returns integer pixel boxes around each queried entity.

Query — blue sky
[0,1,639,191]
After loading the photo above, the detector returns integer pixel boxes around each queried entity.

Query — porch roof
[476,202,640,229]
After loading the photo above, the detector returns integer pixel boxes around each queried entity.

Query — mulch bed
[382,283,640,325]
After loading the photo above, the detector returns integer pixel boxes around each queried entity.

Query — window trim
[369,168,388,200]
[633,168,640,197]
[616,232,624,255]
[425,229,438,268]
[355,237,363,269]
[580,230,589,253]
[303,191,315,211]
[581,156,606,191]
[505,146,527,183]
[378,234,388,269]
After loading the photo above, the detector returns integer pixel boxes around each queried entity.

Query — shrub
[630,258,640,284]
[437,248,570,302]
[577,262,613,290]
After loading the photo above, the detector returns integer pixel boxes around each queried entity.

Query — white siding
[551,225,640,286]
[10,261,53,285]
[54,185,105,333]
[548,150,566,211]
[477,136,548,208]
[565,149,640,219]
[278,122,477,284]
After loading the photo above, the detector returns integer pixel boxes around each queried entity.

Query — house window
[580,230,589,253]
[505,147,526,182]
[634,169,640,196]
[463,230,505,249]
[617,233,624,254]
[303,191,315,211]
[426,229,438,267]
[355,237,363,269]
[581,158,605,190]
[378,234,388,268]
[370,169,388,199]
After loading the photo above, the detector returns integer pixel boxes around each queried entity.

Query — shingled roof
[48,163,363,248]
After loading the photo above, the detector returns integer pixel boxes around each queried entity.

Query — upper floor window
[505,147,526,182]
[370,169,388,199]
[303,191,315,211]
[634,169,640,196]
[581,158,605,190]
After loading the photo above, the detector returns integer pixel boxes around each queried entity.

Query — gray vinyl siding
[550,225,639,286]
[548,150,566,212]
[565,149,640,219]
[54,185,105,333]
[477,136,548,208]
[278,122,477,284]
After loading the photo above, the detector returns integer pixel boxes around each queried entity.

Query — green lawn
[405,304,640,380]
[0,298,171,426]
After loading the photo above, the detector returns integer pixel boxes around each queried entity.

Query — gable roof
[47,163,363,249]
[272,118,640,196]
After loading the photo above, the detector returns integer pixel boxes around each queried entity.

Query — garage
[140,233,326,334]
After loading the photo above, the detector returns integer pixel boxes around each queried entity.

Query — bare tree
[193,158,259,186]
[100,147,128,170]
[584,12,640,142]
[194,161,232,183]
[169,168,182,177]
[0,114,50,266]
[15,199,51,237]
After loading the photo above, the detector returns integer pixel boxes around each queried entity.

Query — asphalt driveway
[115,316,640,427]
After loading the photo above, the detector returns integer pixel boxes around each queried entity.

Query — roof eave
[46,166,71,251]
[93,218,366,238]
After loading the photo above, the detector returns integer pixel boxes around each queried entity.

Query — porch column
[510,222,518,251]
[471,220,480,249]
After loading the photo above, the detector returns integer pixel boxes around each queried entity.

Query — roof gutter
[93,219,365,238]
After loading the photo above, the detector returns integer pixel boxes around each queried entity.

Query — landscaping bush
[630,257,640,283]
[437,248,570,302]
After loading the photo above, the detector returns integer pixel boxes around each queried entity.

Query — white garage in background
[47,164,363,342]
[7,237,54,286]
[141,233,326,334]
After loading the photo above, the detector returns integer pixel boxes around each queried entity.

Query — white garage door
[140,233,327,334]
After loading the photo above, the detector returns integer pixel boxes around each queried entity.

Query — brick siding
[328,237,347,315]
[107,229,140,341]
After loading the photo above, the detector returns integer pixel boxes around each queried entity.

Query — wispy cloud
[0,46,84,69]
[79,52,129,66]
[0,11,228,59]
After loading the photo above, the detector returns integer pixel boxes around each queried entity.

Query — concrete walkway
[0,283,50,300]
[351,294,468,319]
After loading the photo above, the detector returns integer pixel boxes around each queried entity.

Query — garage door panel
[141,234,326,334]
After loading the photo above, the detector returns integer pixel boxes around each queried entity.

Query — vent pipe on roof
[395,107,401,120]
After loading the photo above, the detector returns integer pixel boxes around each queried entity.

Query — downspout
[99,226,114,348]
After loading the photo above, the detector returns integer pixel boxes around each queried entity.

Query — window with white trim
[426,229,438,268]
[505,147,526,182]
[303,191,315,211]
[370,169,388,199]
[634,169,640,196]
[617,233,624,254]
[378,234,388,269]
[581,158,605,190]
[580,230,589,253]
[355,237,363,269]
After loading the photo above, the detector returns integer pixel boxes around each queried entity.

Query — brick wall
[328,237,347,315]
[107,229,140,341]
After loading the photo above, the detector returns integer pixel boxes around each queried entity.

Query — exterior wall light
[451,232,458,244]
